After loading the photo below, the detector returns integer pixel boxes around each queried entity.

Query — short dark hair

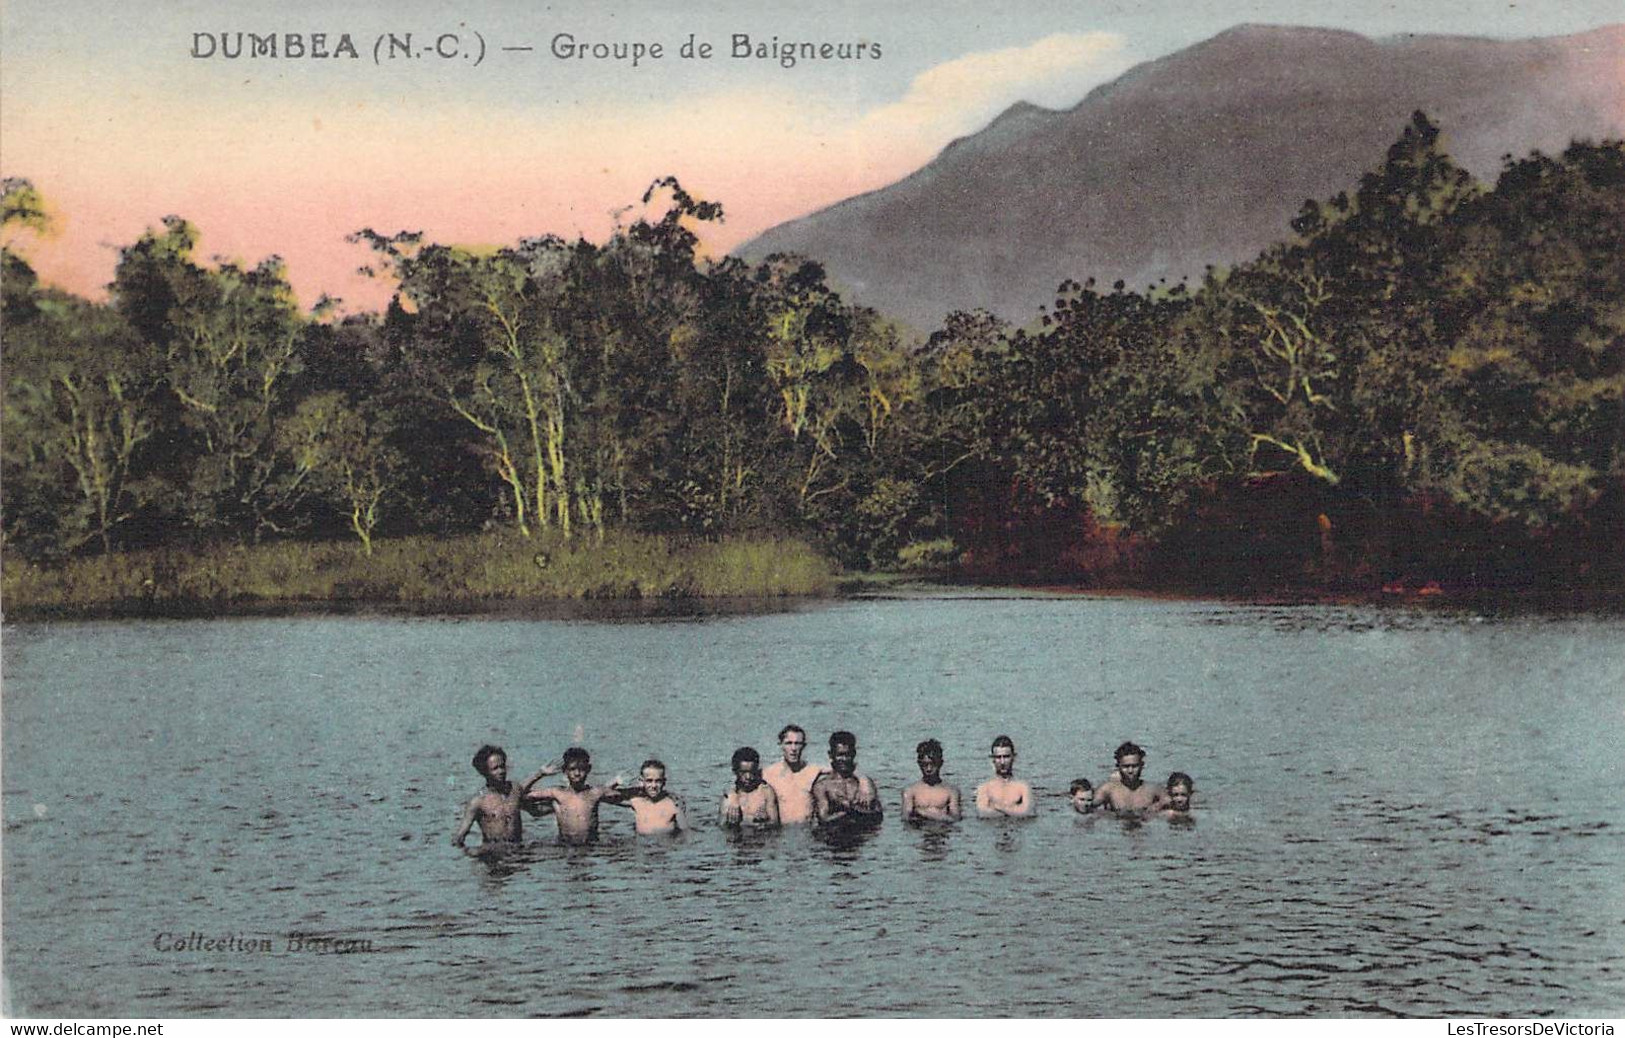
[562,746,591,767]
[731,747,760,770]
[1114,741,1145,762]
[1069,777,1093,794]
[472,745,505,776]
[640,759,666,775]
[916,738,943,760]
[778,724,806,742]
[1166,772,1193,791]
[991,734,1015,753]
[829,730,857,752]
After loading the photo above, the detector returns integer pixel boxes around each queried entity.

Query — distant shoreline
[7,564,1621,625]
[851,574,1625,615]
[0,531,838,624]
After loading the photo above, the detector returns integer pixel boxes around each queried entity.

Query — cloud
[859,32,1131,143]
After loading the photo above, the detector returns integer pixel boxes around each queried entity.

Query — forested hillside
[4,116,1621,604]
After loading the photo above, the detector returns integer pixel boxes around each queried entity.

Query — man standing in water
[902,738,962,822]
[975,735,1034,817]
[529,747,627,844]
[721,747,780,828]
[1094,741,1166,815]
[451,745,561,850]
[811,731,882,830]
[762,724,823,824]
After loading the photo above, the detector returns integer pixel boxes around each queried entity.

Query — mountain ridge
[740,23,1625,331]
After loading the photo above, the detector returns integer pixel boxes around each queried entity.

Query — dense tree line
[4,115,1621,592]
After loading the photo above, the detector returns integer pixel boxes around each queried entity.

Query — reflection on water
[3,598,1623,1016]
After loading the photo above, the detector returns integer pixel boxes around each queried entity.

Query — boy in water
[902,738,962,822]
[1068,778,1097,816]
[528,746,627,844]
[720,747,781,828]
[451,745,560,849]
[610,759,689,835]
[1094,741,1166,815]
[975,735,1034,817]
[1157,772,1195,822]
[811,731,883,829]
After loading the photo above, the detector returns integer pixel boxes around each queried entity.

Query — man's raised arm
[517,758,563,794]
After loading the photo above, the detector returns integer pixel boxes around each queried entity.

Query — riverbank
[0,531,838,622]
[7,535,1619,624]
[847,571,1625,616]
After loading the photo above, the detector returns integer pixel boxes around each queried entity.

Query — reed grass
[1,530,838,618]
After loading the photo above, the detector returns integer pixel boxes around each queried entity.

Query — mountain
[739,24,1625,331]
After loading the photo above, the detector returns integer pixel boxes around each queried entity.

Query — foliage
[112,217,315,539]
[4,120,1621,599]
[1,531,836,616]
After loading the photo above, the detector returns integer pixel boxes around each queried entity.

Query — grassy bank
[1,531,839,620]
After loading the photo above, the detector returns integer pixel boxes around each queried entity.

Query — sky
[3,0,1621,312]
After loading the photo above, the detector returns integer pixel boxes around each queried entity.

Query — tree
[357,231,571,537]
[2,298,163,554]
[1,176,49,234]
[1419,140,1625,524]
[657,255,779,532]
[112,217,314,540]
[752,256,867,510]
[278,392,401,554]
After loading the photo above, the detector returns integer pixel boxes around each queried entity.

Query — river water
[3,594,1622,1017]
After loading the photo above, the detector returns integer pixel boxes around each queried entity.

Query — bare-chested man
[762,724,824,824]
[1094,741,1166,816]
[720,747,781,828]
[811,731,882,830]
[529,746,626,844]
[902,738,962,822]
[609,759,689,835]
[1156,772,1195,823]
[451,745,560,849]
[975,735,1034,817]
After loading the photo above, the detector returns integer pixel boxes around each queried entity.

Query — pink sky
[3,12,1146,315]
[4,89,935,313]
[5,2,1618,314]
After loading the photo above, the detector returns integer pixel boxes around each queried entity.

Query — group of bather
[452,725,1196,849]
